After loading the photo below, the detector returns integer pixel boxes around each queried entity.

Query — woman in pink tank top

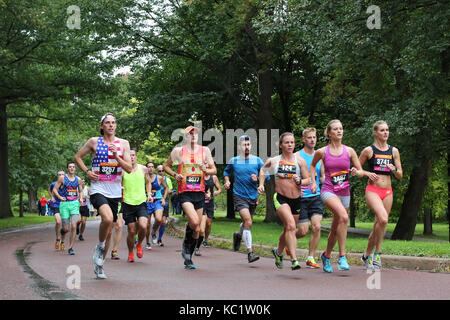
[309,120,367,273]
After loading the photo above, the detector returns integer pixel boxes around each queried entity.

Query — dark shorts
[90,193,121,222]
[299,195,323,223]
[80,205,90,217]
[163,204,169,217]
[122,202,148,225]
[203,201,214,219]
[275,193,302,215]
[52,206,60,214]
[179,192,205,210]
[233,194,257,215]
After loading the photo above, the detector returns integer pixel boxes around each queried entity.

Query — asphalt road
[1,219,449,301]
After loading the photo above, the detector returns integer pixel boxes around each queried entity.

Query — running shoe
[338,255,350,271]
[94,265,107,279]
[151,233,157,244]
[373,252,382,270]
[111,250,120,260]
[146,243,152,251]
[68,248,75,255]
[128,253,135,263]
[134,234,138,246]
[60,242,65,251]
[184,259,196,270]
[272,248,283,269]
[202,240,210,248]
[136,244,143,259]
[55,240,60,250]
[320,252,333,273]
[248,252,260,263]
[93,244,105,267]
[232,232,242,252]
[306,257,320,269]
[78,235,84,241]
[291,259,301,270]
[157,239,164,247]
[361,254,374,270]
[194,248,202,256]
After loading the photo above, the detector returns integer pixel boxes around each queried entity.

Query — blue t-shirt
[299,149,321,197]
[224,155,268,200]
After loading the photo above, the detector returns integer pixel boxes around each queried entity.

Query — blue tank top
[299,149,321,197]
[150,175,162,200]
[58,175,80,201]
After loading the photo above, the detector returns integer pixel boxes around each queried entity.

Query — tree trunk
[28,188,38,213]
[19,188,24,218]
[423,208,432,235]
[391,157,432,240]
[0,102,13,219]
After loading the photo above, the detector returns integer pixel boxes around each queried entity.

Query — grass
[175,212,450,258]
[0,212,56,230]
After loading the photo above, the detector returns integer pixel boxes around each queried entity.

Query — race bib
[186,174,202,191]
[99,162,118,181]
[277,161,296,179]
[66,186,78,201]
[374,154,393,172]
[330,170,349,192]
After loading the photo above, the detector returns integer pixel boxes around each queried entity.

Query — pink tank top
[322,145,350,196]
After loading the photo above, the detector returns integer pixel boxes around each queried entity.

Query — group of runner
[48,113,402,279]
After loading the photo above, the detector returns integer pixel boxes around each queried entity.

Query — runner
[359,120,403,270]
[122,149,151,263]
[163,125,216,269]
[309,119,366,273]
[145,162,168,249]
[49,171,65,250]
[258,132,310,270]
[294,128,326,268]
[53,161,83,256]
[74,112,132,279]
[76,179,89,241]
[156,165,173,247]
[201,174,221,249]
[224,135,268,263]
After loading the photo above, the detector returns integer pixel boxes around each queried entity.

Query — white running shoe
[94,265,107,279]
[93,244,105,267]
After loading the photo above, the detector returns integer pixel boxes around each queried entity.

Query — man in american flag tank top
[74,113,132,279]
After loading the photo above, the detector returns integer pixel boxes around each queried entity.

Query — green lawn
[0,213,55,230]
[179,213,450,258]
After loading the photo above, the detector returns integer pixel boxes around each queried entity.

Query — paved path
[0,219,449,301]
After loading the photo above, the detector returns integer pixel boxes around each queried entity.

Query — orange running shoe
[128,253,135,263]
[59,242,65,251]
[306,257,320,269]
[136,244,143,259]
[55,240,60,250]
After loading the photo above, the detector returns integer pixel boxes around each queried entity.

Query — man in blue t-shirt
[224,135,269,263]
[296,128,325,268]
[49,171,65,251]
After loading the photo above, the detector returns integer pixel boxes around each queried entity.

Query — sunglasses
[158,170,164,172]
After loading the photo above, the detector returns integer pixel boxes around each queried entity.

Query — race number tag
[66,186,78,201]
[330,170,349,192]
[277,161,296,179]
[186,174,202,191]
[374,154,393,172]
[99,162,118,181]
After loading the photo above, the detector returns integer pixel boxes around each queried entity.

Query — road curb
[166,217,450,273]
